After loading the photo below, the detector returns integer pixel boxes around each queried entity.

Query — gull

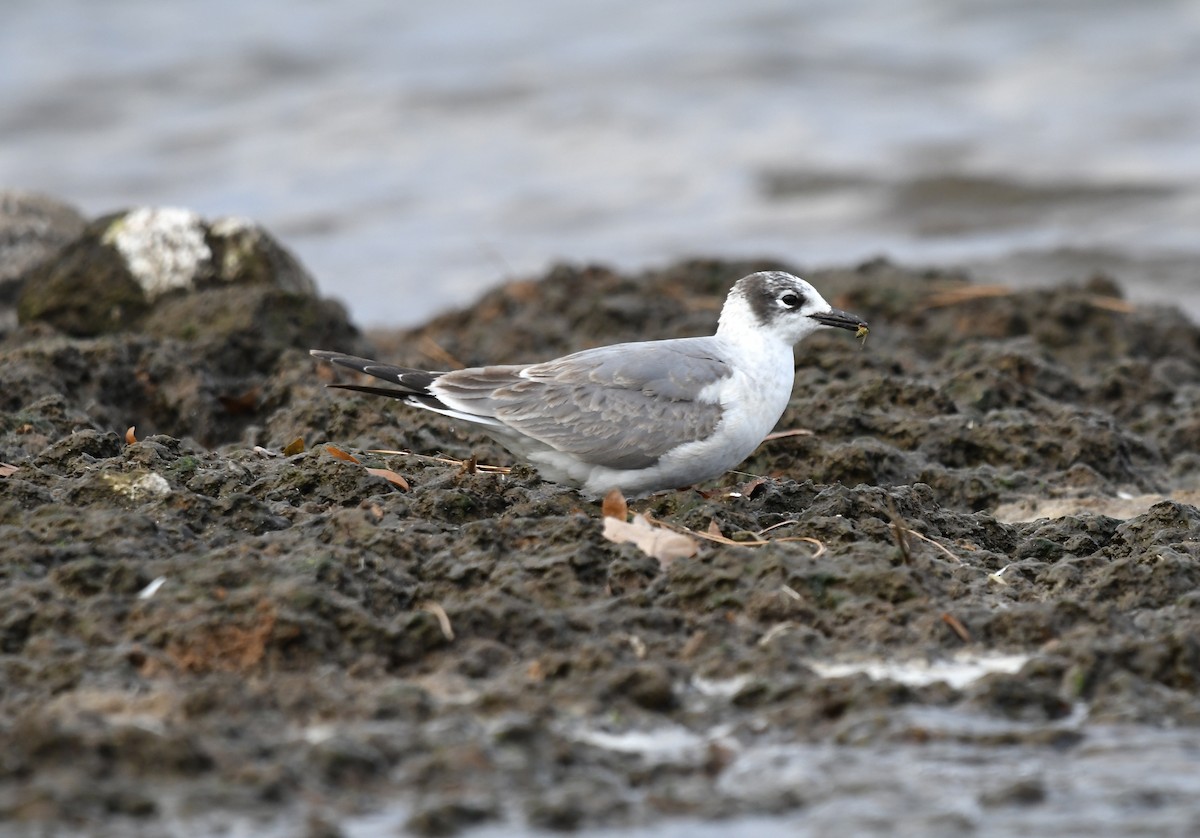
[312,271,867,497]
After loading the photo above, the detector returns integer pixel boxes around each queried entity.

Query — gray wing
[433,339,732,470]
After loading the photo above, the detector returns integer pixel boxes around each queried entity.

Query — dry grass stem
[923,285,1013,308]
[417,335,466,370]
[758,622,797,646]
[900,528,964,564]
[369,448,512,474]
[643,513,825,556]
[419,601,455,641]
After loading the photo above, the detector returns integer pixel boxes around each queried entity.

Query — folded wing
[434,340,731,470]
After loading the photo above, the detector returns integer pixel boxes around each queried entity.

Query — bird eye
[780,292,802,309]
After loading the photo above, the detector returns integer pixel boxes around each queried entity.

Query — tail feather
[311,350,443,394]
[313,349,506,430]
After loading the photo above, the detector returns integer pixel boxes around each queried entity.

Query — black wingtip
[311,350,378,372]
[312,350,445,396]
[327,383,413,400]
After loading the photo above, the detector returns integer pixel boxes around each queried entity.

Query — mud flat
[2,203,1200,836]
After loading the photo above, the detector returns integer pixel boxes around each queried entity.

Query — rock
[0,191,87,289]
[16,207,319,337]
[0,190,87,333]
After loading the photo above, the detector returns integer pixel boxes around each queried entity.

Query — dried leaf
[739,476,769,498]
[601,488,628,520]
[281,437,306,456]
[325,445,360,464]
[763,428,813,441]
[942,613,972,643]
[365,467,410,490]
[0,462,18,478]
[125,426,138,444]
[602,513,698,567]
[706,519,724,539]
[218,386,262,415]
[459,455,478,476]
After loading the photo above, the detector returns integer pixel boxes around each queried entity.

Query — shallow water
[310,721,1200,838]
[2,0,1198,325]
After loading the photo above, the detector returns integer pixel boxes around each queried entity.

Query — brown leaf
[602,513,698,567]
[739,477,768,498]
[0,463,18,478]
[325,445,360,464]
[365,467,410,490]
[218,386,262,416]
[125,426,138,445]
[459,455,478,476]
[281,437,306,456]
[942,613,972,643]
[706,519,724,539]
[601,488,628,520]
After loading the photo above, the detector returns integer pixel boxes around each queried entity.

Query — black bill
[809,307,868,332]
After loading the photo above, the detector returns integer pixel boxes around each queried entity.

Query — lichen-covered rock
[16,207,319,337]
[0,203,365,448]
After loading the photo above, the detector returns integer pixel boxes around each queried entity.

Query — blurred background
[2,0,1197,326]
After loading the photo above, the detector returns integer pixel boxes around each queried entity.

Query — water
[2,0,1197,326]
